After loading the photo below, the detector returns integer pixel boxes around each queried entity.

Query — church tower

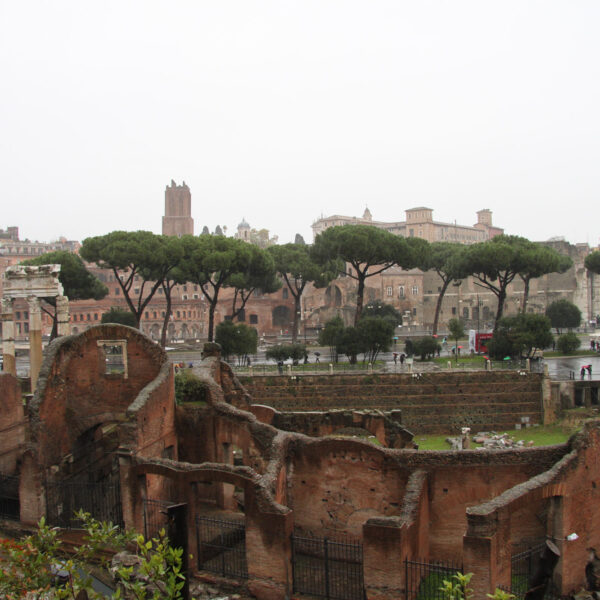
[162,180,194,236]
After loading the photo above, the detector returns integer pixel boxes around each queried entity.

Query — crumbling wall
[240,372,545,434]
[464,422,600,597]
[249,405,414,448]
[29,325,166,468]
[285,438,409,536]
[0,373,24,474]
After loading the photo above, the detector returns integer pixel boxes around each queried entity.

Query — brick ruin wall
[0,374,24,474]
[239,371,545,434]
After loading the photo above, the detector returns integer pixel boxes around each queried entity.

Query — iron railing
[143,498,176,540]
[196,515,247,579]
[291,532,364,600]
[404,557,463,600]
[46,473,123,529]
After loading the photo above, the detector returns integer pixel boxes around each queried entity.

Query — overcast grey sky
[1,1,599,246]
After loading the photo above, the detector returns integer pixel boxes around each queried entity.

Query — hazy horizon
[2,1,599,247]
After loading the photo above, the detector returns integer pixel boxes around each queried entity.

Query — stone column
[56,295,70,337]
[28,297,43,392]
[1,298,16,375]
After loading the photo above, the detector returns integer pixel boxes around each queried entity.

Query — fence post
[329,363,334,375]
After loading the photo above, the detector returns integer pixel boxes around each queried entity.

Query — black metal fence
[0,474,20,520]
[291,532,364,600]
[196,515,247,579]
[143,498,176,540]
[404,557,463,600]
[46,472,123,529]
[511,541,559,599]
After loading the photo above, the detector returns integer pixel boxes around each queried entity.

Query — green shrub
[174,370,208,404]
[413,336,441,361]
[556,332,581,354]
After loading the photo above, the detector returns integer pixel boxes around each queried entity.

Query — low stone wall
[239,371,545,434]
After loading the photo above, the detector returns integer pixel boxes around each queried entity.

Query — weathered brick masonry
[239,371,544,434]
[3,331,599,600]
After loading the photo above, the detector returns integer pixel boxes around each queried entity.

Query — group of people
[392,352,406,365]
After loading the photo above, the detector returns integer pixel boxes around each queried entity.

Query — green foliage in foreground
[0,511,185,599]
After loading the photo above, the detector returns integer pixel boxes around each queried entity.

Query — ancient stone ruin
[0,325,598,599]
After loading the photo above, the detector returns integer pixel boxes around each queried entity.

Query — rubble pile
[473,431,534,449]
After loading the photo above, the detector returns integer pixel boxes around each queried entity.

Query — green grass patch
[416,423,578,451]
[542,350,597,357]
[432,355,487,367]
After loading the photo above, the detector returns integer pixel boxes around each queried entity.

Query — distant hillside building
[162,180,194,236]
[312,207,503,243]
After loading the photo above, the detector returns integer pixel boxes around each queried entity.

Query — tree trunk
[494,287,507,332]
[521,276,531,313]
[160,286,173,347]
[354,276,366,326]
[292,296,301,343]
[207,300,217,341]
[432,279,451,335]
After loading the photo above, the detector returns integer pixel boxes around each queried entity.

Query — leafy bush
[0,511,186,599]
[556,332,581,355]
[413,336,441,361]
[174,370,208,404]
[487,313,553,360]
[215,320,258,362]
[266,343,307,365]
[546,299,581,333]
[101,307,137,328]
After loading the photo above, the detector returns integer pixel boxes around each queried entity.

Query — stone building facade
[312,207,503,242]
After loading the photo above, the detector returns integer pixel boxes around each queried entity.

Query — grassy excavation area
[415,413,588,450]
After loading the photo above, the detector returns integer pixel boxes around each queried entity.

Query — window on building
[193,294,199,299]
[183,285,187,292]
[73,314,77,322]
[87,314,91,321]
[158,288,163,294]
[162,311,166,318]
[282,288,288,299]
[193,285,198,291]
[412,286,419,295]
[115,288,120,295]
[386,286,393,297]
[412,308,417,316]
[182,294,188,300]
[145,312,149,319]
[463,307,469,319]
[398,286,405,297]
[452,307,457,315]
[16,323,21,334]
[15,311,21,320]
[250,314,258,324]
[188,311,191,318]
[134,288,140,294]
[24,323,29,333]
[237,309,246,322]
[409,229,414,237]
[176,311,180,318]
[94,313,98,321]
[24,311,28,320]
